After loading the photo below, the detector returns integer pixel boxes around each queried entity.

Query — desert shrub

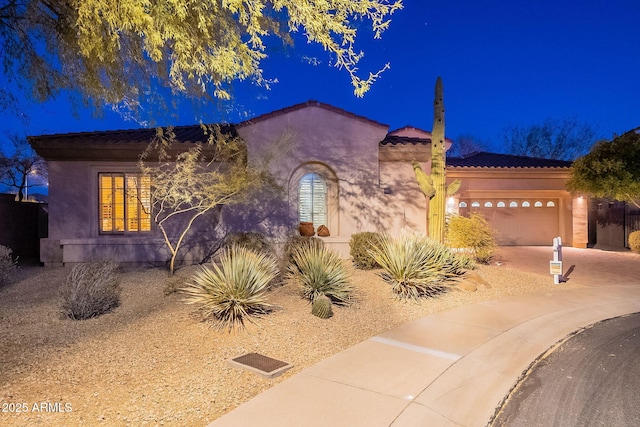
[60,261,120,320]
[447,213,497,264]
[369,232,473,300]
[281,235,324,271]
[181,245,278,331]
[289,244,353,305]
[224,232,273,255]
[629,230,640,254]
[349,232,383,269]
[0,245,18,286]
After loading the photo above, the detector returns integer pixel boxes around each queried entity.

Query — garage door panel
[461,199,559,246]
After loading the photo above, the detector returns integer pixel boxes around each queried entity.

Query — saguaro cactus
[413,77,460,243]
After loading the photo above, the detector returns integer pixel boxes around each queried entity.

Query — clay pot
[317,225,330,237]
[298,222,315,237]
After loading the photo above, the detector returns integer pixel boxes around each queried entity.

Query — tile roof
[29,125,233,160]
[380,135,432,146]
[29,124,228,145]
[447,152,572,169]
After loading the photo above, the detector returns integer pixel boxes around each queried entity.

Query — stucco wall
[42,159,223,266]
[0,194,48,260]
[236,105,394,246]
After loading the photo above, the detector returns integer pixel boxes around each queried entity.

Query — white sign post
[550,237,563,284]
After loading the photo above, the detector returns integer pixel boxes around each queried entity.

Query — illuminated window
[547,201,556,207]
[509,201,518,207]
[471,201,480,208]
[484,201,493,208]
[522,201,531,207]
[534,201,543,207]
[100,173,151,234]
[299,173,327,229]
[497,201,506,208]
[459,201,468,208]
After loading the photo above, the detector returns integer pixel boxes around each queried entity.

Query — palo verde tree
[566,129,640,209]
[138,125,275,274]
[0,135,47,201]
[412,77,460,243]
[0,0,403,115]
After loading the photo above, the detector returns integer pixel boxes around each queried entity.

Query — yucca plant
[289,244,353,305]
[181,245,278,331]
[369,231,472,300]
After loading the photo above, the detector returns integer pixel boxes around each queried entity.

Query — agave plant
[181,245,278,331]
[369,231,472,300]
[289,244,353,305]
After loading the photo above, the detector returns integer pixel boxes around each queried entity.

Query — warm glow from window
[100,173,151,234]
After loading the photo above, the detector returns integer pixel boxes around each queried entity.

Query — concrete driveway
[210,246,640,427]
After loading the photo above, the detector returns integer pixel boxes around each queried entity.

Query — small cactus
[311,294,333,319]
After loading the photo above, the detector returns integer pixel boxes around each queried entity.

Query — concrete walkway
[209,247,640,427]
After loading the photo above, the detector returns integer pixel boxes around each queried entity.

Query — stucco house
[29,101,588,267]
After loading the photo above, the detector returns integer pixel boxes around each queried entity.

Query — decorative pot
[317,225,330,237]
[298,222,315,237]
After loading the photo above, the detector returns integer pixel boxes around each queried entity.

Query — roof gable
[236,100,389,130]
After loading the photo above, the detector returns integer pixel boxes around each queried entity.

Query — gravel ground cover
[0,255,580,426]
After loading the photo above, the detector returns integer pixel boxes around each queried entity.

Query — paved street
[493,312,640,426]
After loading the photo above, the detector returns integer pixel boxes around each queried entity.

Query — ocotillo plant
[413,77,460,243]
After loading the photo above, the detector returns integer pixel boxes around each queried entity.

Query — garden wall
[0,193,48,261]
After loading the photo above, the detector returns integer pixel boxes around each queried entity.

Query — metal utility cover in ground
[228,353,293,379]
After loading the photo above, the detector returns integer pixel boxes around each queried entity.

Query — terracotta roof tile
[447,152,572,169]
[380,135,432,145]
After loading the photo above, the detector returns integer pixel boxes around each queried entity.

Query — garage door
[459,199,559,245]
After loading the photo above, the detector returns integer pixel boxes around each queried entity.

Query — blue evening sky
[1,0,639,155]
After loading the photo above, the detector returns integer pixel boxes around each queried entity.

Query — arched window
[522,201,531,207]
[299,173,327,228]
[484,201,493,208]
[547,201,556,207]
[471,201,480,208]
[459,201,468,208]
[497,201,506,208]
[534,201,543,207]
[509,201,518,208]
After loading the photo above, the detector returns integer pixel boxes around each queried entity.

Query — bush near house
[369,232,475,300]
[629,231,640,254]
[181,246,278,331]
[224,232,272,255]
[0,245,18,286]
[349,232,383,270]
[446,213,497,264]
[289,244,353,305]
[60,261,121,320]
